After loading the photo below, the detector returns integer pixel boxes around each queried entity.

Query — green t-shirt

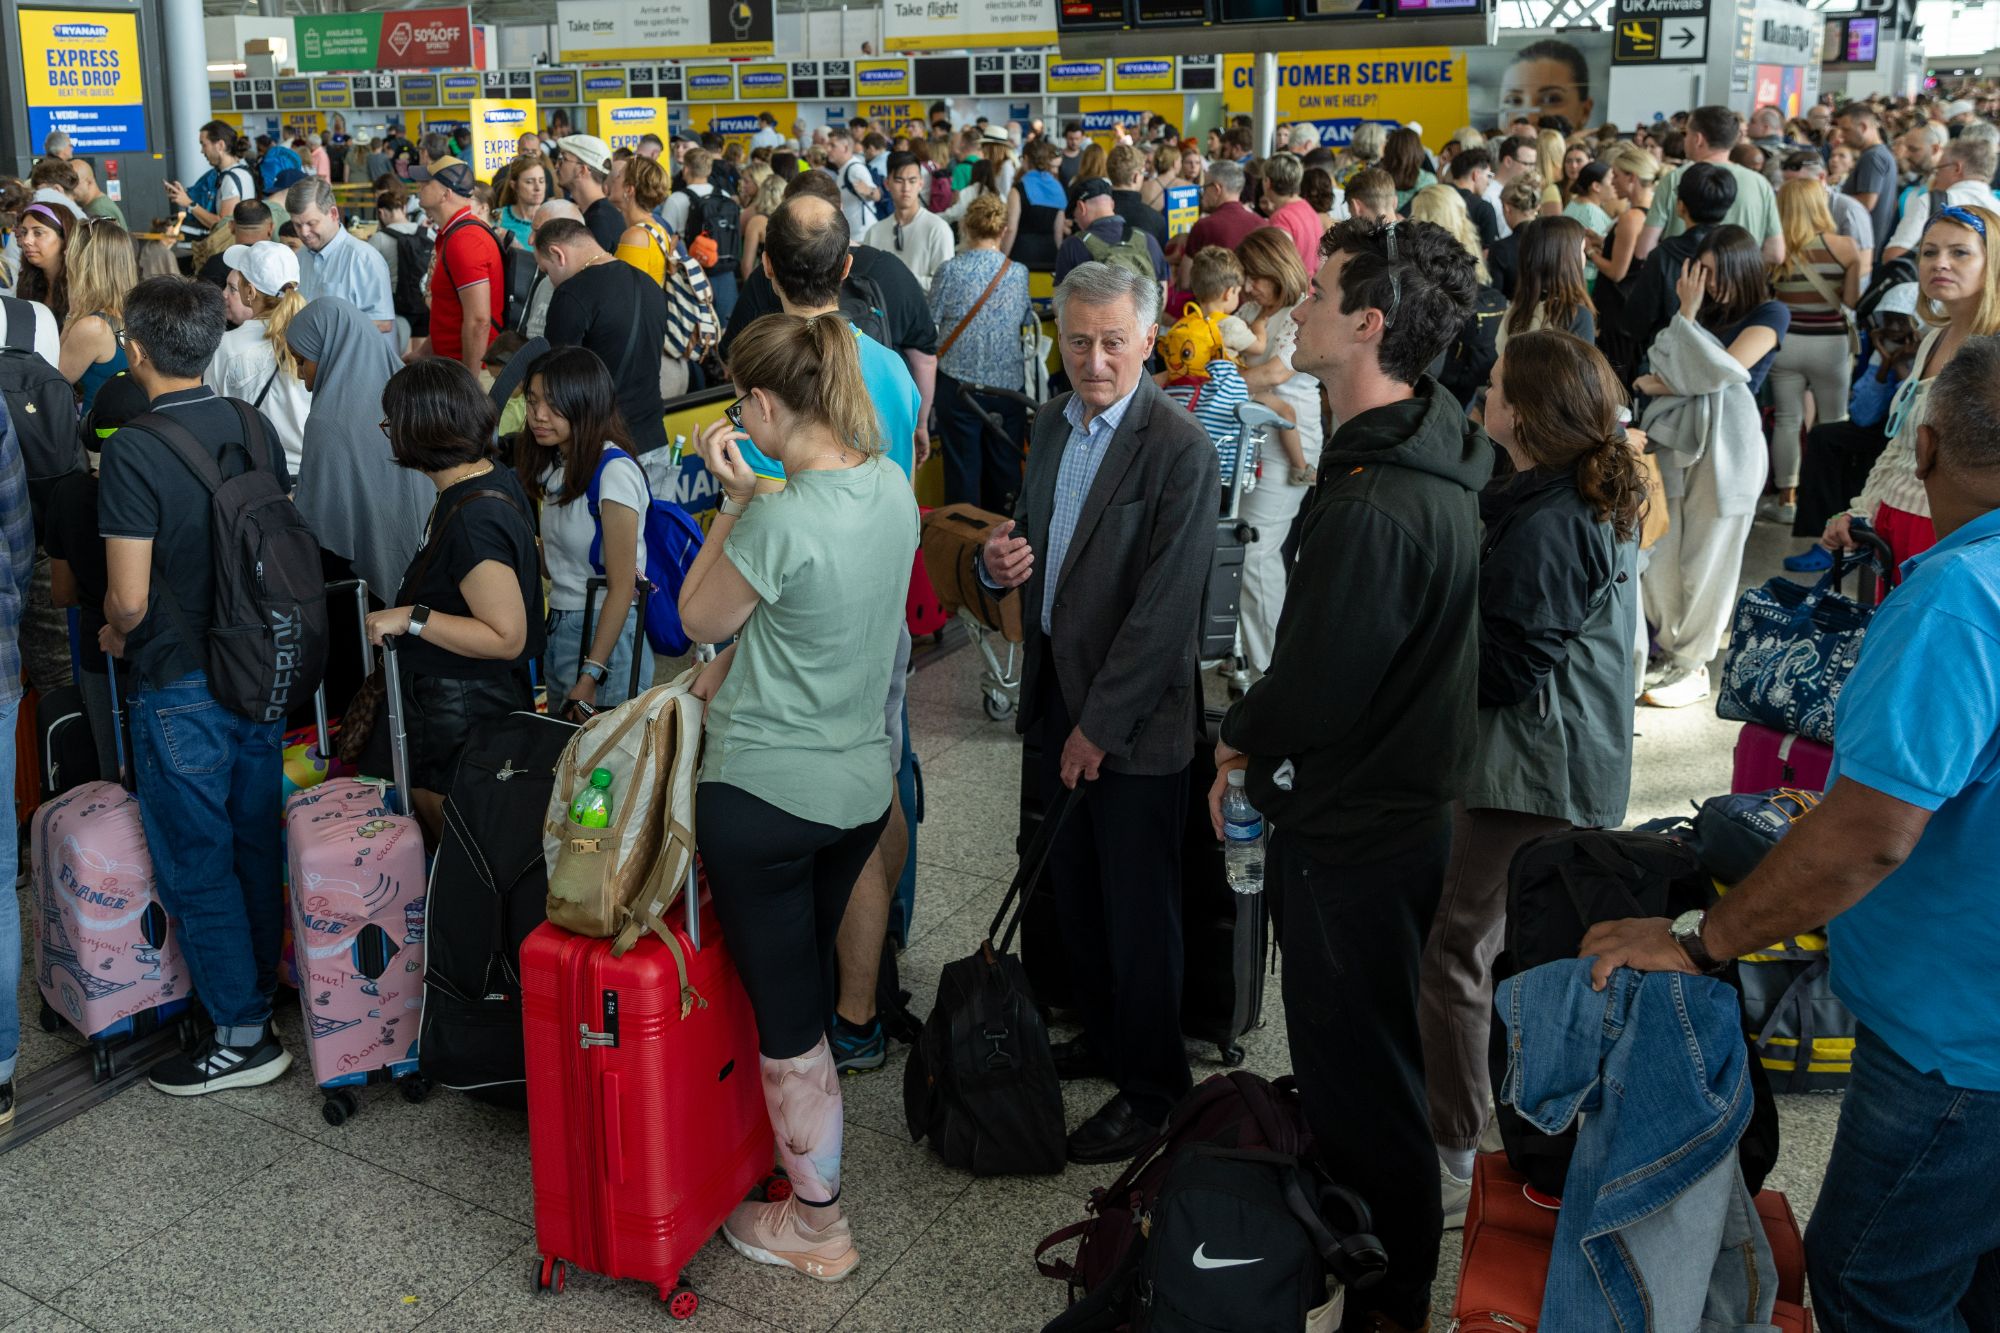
[701,456,919,829]
[85,194,126,228]
[1645,161,1781,244]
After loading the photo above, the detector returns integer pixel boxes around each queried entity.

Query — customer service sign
[18,9,147,153]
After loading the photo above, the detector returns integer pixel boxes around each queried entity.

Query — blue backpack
[584,446,705,657]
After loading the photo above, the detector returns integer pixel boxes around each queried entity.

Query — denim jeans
[0,689,19,1083]
[128,671,283,1046]
[544,604,655,711]
[1807,1026,2000,1331]
[708,268,740,329]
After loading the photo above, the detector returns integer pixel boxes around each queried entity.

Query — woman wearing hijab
[285,296,435,603]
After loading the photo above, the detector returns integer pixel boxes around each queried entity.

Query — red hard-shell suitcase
[522,880,777,1318]
[1732,723,1835,795]
[1455,1152,1812,1330]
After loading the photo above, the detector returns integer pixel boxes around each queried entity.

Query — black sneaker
[0,1080,14,1130]
[148,1032,293,1097]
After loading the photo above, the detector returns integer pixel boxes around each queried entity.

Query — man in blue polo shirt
[1584,333,2000,1331]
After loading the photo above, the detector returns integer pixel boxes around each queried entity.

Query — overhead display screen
[915,56,971,96]
[1057,0,1125,29]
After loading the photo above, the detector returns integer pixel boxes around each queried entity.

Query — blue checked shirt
[0,398,35,708]
[1039,386,1139,636]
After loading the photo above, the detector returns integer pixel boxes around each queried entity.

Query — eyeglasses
[724,394,750,429]
[379,417,392,438]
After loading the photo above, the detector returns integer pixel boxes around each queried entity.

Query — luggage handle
[314,579,374,760]
[573,573,651,714]
[105,650,131,791]
[987,783,1084,956]
[379,634,414,819]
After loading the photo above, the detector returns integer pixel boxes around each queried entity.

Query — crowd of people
[0,84,1996,1332]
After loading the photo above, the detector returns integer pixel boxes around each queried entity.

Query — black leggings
[699,782,890,1060]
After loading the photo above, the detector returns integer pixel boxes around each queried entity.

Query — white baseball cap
[223,240,301,298]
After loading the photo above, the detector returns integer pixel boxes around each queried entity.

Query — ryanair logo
[1051,62,1102,79]
[1117,60,1170,76]
[741,71,783,88]
[484,107,528,124]
[860,67,904,85]
[610,106,653,122]
[691,73,732,89]
[54,22,109,37]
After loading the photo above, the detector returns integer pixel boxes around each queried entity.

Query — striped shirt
[1774,238,1851,336]
[1854,326,1940,521]
[1164,359,1251,487]
[1043,386,1138,636]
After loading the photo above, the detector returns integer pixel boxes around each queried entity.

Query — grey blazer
[1013,376,1219,776]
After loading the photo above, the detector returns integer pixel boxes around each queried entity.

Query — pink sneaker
[722,1196,860,1283]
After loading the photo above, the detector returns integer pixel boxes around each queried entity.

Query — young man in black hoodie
[1211,218,1487,1333]
[1617,161,1735,356]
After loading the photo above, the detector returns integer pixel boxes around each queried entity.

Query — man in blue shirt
[286,176,396,336]
[1586,333,2000,1331]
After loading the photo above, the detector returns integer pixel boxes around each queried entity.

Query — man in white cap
[554,134,623,252]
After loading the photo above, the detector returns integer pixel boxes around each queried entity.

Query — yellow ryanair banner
[1223,49,1468,149]
[594,98,670,152]
[468,99,537,180]
[1079,95,1185,146]
[1112,58,1175,92]
[856,59,912,99]
[685,65,735,101]
[1047,59,1107,94]
[581,70,629,103]
[18,9,147,152]
[735,62,788,99]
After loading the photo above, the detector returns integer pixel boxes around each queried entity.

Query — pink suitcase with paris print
[284,636,431,1126]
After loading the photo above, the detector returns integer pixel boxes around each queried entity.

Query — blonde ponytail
[727,311,883,456]
[255,285,309,380]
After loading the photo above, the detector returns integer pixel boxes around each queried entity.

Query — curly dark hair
[1319,218,1478,385]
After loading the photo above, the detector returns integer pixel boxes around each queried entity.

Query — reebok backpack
[129,401,328,723]
[0,297,87,520]
[682,189,743,273]
[584,446,706,657]
[1081,229,1156,289]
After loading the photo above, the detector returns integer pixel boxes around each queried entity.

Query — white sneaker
[1642,663,1710,709]
[1642,656,1674,690]
[1441,1165,1472,1230]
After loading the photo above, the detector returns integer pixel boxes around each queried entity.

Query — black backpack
[839,270,893,352]
[436,214,515,332]
[903,786,1077,1177]
[0,296,87,518]
[683,188,743,272]
[1439,284,1506,408]
[130,402,328,724]
[389,228,435,337]
[1489,829,1779,1197]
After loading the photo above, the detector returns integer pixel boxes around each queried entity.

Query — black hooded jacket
[1220,375,1491,864]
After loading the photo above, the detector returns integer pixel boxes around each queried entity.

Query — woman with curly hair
[1418,327,1646,1225]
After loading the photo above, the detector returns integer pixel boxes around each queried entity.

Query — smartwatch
[406,604,432,639]
[719,493,752,518]
[1668,909,1727,974]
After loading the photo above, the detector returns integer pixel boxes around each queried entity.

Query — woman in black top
[1005,138,1066,272]
[363,360,544,834]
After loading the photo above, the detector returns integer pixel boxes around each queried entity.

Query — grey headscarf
[286,297,434,601]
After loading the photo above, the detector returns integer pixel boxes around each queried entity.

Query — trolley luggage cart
[955,383,1042,722]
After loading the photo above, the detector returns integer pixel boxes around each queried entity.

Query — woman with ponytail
[205,240,313,475]
[679,311,918,1287]
[1418,327,1644,1224]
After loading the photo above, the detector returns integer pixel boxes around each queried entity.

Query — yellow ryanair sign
[18,9,147,152]
[594,98,670,152]
[1223,50,1468,149]
[467,99,537,179]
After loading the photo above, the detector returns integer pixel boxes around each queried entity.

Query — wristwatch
[719,493,752,517]
[581,659,608,684]
[1668,909,1727,974]
[406,604,432,639]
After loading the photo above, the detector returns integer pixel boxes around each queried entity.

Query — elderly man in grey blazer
[981,261,1219,1163]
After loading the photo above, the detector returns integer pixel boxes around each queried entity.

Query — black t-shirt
[1458,187,1501,252]
[543,259,670,456]
[584,197,626,253]
[394,468,545,679]
[97,387,291,690]
[44,471,109,668]
[720,244,939,361]
[1113,190,1169,248]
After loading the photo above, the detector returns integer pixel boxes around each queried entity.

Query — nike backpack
[1035,1072,1387,1331]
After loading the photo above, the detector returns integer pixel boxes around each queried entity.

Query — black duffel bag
[904,786,1080,1176]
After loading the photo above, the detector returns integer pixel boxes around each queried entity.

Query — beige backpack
[543,670,705,1005]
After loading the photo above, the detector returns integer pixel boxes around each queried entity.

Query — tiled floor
[0,520,1843,1332]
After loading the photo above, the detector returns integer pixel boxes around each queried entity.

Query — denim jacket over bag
[1497,959,1780,1332]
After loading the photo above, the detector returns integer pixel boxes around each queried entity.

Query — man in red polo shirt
[1174,158,1264,291]
[410,156,502,374]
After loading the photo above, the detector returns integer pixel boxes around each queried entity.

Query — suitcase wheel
[982,689,1013,721]
[763,1173,793,1203]
[534,1256,567,1295]
[1218,1043,1246,1067]
[37,1002,60,1034]
[398,1072,433,1105]
[668,1286,699,1320]
[320,1089,360,1127]
[91,1045,114,1084]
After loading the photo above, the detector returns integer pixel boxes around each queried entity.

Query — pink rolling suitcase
[1731,723,1834,795]
[31,656,199,1080]
[284,633,431,1126]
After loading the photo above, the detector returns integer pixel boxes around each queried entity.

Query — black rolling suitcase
[1179,707,1267,1064]
[37,683,99,801]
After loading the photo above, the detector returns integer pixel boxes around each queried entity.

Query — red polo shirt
[429,206,504,363]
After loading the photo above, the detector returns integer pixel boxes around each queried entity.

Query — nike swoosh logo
[1192,1243,1264,1270]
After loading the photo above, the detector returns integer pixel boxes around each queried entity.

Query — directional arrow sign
[1661,16,1707,61]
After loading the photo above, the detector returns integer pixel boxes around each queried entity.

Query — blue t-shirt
[1719,300,1791,395]
[732,322,919,481]
[1826,506,2000,1091]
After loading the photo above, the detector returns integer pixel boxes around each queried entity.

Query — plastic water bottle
[570,768,614,828]
[1221,770,1264,896]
